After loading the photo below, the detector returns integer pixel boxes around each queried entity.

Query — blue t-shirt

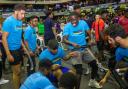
[44,18,55,39]
[39,47,65,65]
[115,47,128,62]
[2,16,23,50]
[24,25,37,52]
[20,72,56,89]
[63,20,89,49]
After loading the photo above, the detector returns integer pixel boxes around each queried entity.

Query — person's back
[39,39,65,65]
[20,72,56,89]
[39,46,65,65]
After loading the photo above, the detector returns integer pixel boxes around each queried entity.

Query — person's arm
[63,24,80,48]
[91,21,95,34]
[99,20,105,31]
[63,35,80,48]
[116,67,128,72]
[2,32,14,62]
[39,51,45,61]
[24,41,34,56]
[86,30,91,41]
[51,20,57,39]
[24,29,34,56]
[60,47,79,61]
[52,27,57,39]
[117,37,128,48]
[63,51,80,61]
[63,35,71,45]
[99,70,111,86]
[63,53,72,61]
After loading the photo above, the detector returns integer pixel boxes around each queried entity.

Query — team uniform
[2,15,23,65]
[39,47,65,65]
[24,25,37,76]
[63,20,95,67]
[20,72,56,89]
[115,47,128,82]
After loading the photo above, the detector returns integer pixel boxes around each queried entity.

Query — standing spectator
[0,18,7,71]
[44,11,57,46]
[38,18,44,36]
[118,11,128,35]
[0,19,9,85]
[2,4,25,89]
[92,14,105,61]
[24,16,38,76]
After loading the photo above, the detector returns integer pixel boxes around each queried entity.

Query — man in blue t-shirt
[24,16,38,76]
[39,39,78,65]
[63,12,101,88]
[2,4,25,89]
[20,59,56,89]
[99,24,128,86]
[115,47,128,62]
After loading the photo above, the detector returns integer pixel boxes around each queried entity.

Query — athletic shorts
[63,48,94,67]
[9,48,23,65]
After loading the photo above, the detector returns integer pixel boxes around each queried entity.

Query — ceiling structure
[0,0,73,4]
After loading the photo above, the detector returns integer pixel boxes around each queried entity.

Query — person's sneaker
[0,78,9,85]
[84,67,90,75]
[88,79,102,88]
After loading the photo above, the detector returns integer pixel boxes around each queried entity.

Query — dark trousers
[1,44,7,70]
[89,60,99,79]
[0,61,2,79]
[27,55,36,76]
[44,38,55,46]
[125,70,128,83]
[97,41,105,60]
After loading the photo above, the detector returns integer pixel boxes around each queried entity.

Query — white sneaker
[84,67,90,75]
[0,78,9,85]
[88,79,102,88]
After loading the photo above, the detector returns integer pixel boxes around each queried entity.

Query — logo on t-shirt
[15,26,22,31]
[73,30,83,35]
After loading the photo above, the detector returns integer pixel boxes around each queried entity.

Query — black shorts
[9,48,23,65]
